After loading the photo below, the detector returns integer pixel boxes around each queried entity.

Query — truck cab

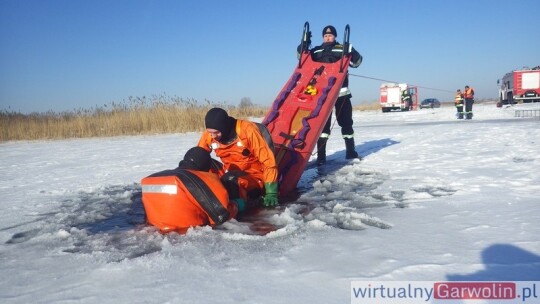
[498,66,540,105]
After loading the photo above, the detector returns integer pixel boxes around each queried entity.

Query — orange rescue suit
[197,119,278,185]
[141,169,237,233]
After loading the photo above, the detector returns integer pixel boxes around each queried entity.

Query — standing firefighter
[297,25,363,165]
[463,85,475,119]
[402,89,413,111]
[455,89,464,119]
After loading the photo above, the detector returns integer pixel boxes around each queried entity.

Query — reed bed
[1,95,386,142]
[0,95,267,141]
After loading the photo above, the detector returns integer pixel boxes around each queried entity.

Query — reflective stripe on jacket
[141,169,237,230]
[455,93,464,103]
[297,41,362,95]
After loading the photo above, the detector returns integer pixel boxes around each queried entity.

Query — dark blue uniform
[297,39,363,163]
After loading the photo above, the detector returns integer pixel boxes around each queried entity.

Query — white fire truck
[497,66,540,106]
[379,83,418,113]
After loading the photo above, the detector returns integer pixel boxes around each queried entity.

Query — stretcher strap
[262,72,302,125]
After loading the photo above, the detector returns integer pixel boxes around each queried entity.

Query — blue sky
[1,0,539,113]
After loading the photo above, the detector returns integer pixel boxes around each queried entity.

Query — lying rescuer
[197,107,279,209]
[141,146,239,232]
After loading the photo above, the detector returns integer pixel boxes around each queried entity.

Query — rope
[313,72,456,157]
[348,73,455,94]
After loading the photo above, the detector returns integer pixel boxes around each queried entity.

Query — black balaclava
[204,107,236,143]
[178,146,211,171]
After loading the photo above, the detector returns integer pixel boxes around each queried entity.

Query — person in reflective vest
[455,89,464,119]
[463,85,475,119]
[198,107,279,208]
[297,25,363,165]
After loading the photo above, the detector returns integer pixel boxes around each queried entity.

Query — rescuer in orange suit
[455,89,464,119]
[197,107,279,209]
[463,85,475,119]
[297,25,363,165]
[141,146,239,232]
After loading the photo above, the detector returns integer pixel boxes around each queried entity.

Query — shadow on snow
[447,244,540,281]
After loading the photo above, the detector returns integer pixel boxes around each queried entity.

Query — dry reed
[0,95,267,142]
[1,95,384,142]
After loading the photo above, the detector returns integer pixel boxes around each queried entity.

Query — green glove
[263,182,279,208]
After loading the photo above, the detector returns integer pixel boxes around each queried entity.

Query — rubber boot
[316,138,327,166]
[344,137,360,159]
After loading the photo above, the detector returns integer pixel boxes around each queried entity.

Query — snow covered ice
[1,103,539,303]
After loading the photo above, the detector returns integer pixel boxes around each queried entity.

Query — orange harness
[464,88,474,99]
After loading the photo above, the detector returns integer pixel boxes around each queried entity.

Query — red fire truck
[380,83,418,112]
[498,66,540,106]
